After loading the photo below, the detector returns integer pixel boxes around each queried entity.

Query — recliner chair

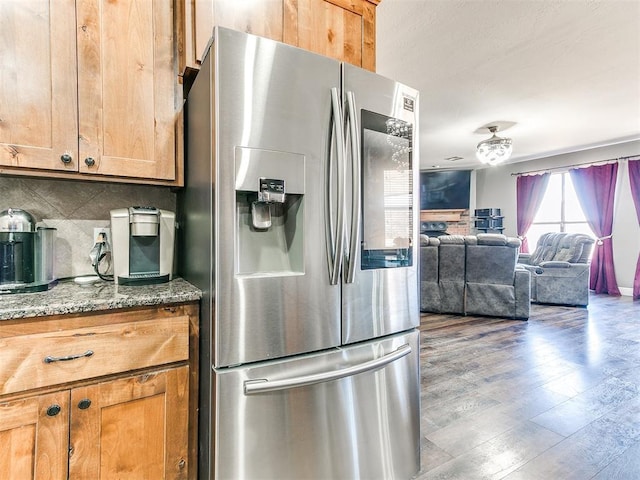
[518,232,595,306]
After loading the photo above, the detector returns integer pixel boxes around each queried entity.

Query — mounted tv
[420,170,471,210]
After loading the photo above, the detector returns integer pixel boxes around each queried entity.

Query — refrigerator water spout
[251,178,285,229]
[251,201,272,229]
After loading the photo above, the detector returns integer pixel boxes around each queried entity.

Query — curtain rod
[510,154,640,176]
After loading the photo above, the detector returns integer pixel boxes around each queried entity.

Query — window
[528,173,594,249]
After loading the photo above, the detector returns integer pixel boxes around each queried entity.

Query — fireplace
[419,209,471,237]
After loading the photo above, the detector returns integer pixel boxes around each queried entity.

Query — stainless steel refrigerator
[179,27,420,480]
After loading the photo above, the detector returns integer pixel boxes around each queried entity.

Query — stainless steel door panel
[213,28,342,367]
[213,330,420,480]
[342,64,421,344]
[343,266,419,342]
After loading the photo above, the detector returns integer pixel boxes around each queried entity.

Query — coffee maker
[110,207,175,285]
[0,208,57,294]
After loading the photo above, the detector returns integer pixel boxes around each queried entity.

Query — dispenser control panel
[258,178,285,203]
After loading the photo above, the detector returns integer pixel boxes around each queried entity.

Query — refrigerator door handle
[344,91,361,284]
[327,87,346,285]
[244,343,411,395]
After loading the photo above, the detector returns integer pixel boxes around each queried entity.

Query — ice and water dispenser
[234,147,304,276]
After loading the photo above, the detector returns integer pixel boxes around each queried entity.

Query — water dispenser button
[258,178,285,203]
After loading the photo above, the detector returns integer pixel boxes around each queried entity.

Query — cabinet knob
[46,404,62,416]
[60,154,72,164]
[84,157,95,167]
[78,399,92,410]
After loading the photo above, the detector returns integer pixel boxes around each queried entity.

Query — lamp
[476,126,513,166]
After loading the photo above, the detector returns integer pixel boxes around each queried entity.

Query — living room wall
[475,140,640,295]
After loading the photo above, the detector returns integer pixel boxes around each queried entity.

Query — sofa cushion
[506,237,522,248]
[420,235,441,247]
[466,244,517,285]
[476,233,508,246]
[466,283,516,317]
[530,232,595,264]
[529,232,569,265]
[536,265,590,306]
[420,245,439,281]
[539,260,571,268]
[528,232,553,265]
[574,234,595,263]
[439,234,466,244]
[553,234,585,263]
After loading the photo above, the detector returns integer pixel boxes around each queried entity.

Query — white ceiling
[375,0,640,170]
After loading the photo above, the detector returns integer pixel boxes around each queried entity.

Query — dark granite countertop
[0,277,202,320]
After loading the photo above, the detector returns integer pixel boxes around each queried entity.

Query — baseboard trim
[619,287,633,296]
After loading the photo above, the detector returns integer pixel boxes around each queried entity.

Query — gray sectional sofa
[420,233,530,320]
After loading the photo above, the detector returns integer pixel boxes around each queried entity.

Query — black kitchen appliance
[0,208,57,294]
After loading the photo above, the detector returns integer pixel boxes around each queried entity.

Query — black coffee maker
[0,208,57,294]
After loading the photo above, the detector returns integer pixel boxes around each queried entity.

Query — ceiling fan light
[476,128,513,166]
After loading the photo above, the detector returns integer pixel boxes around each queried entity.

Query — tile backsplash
[1,176,176,278]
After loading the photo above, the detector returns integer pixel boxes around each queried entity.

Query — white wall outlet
[93,227,111,243]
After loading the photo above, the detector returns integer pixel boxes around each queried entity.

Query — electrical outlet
[93,227,111,244]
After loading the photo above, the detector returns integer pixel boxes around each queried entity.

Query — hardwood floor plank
[531,377,639,437]
[420,438,454,474]
[417,421,563,480]
[426,409,526,457]
[417,293,640,479]
[541,368,610,398]
[422,390,501,434]
[503,395,640,479]
[592,439,640,479]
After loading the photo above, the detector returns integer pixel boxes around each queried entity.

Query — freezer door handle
[327,87,346,285]
[244,343,411,395]
[344,91,361,284]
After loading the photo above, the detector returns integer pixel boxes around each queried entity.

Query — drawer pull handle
[78,399,92,410]
[44,350,94,364]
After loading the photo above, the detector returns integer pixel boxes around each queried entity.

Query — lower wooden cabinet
[0,303,198,480]
[0,391,69,479]
[0,367,188,480]
[70,367,189,479]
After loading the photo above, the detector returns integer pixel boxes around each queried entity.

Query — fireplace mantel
[420,209,467,222]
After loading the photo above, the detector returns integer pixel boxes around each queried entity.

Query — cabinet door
[0,0,79,171]
[182,0,289,70]
[295,0,378,71]
[76,0,178,180]
[69,366,189,480]
[0,391,70,480]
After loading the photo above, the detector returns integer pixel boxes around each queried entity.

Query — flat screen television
[420,170,471,210]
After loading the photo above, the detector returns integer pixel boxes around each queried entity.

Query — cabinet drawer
[0,316,189,396]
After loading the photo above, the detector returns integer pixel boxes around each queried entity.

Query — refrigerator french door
[180,27,420,480]
[341,63,419,345]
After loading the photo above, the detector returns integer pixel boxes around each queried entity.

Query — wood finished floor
[417,293,640,480]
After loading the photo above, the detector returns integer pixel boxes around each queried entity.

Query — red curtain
[569,163,620,295]
[516,172,550,253]
[628,159,640,299]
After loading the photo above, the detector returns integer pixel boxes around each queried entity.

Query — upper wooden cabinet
[0,0,180,184]
[0,0,78,172]
[294,0,378,71]
[180,0,379,73]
